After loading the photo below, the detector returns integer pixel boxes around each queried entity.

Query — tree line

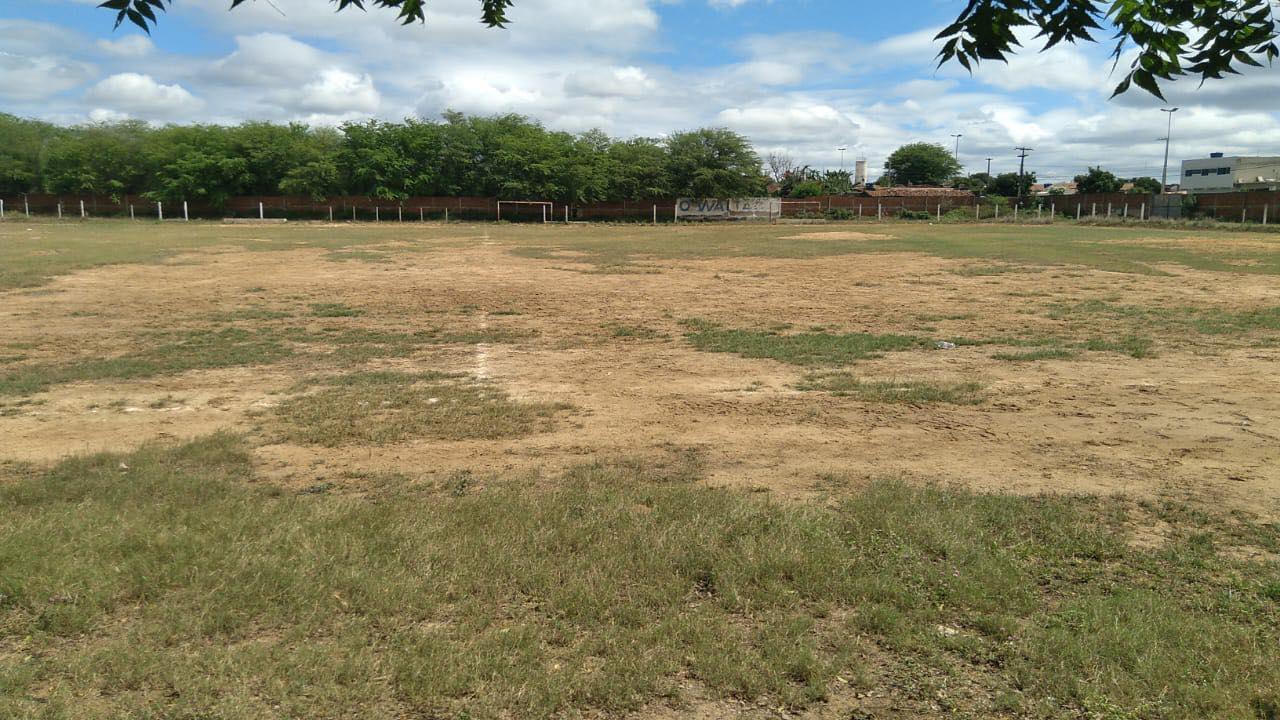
[0,112,767,206]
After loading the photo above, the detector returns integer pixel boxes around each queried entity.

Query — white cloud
[85,73,203,117]
[88,107,131,123]
[95,35,154,58]
[565,66,657,98]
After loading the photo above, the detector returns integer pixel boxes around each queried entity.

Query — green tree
[952,173,990,193]
[665,128,765,197]
[1129,176,1162,194]
[0,114,61,194]
[143,125,250,206]
[1074,166,1123,194]
[883,143,961,186]
[605,138,671,199]
[990,171,1036,198]
[44,121,150,199]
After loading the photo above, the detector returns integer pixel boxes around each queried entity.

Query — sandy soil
[3,226,1278,520]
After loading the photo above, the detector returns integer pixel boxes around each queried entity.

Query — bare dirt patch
[779,231,894,241]
[3,224,1278,520]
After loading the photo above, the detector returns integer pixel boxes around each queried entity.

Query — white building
[1180,154,1280,193]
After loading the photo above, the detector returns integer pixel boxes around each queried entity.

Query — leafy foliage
[1129,176,1162,194]
[990,171,1036,198]
[0,112,763,205]
[936,0,1280,99]
[1075,166,1123,194]
[883,143,962,186]
[99,0,514,33]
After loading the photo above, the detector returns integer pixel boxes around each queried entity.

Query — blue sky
[3,0,1279,182]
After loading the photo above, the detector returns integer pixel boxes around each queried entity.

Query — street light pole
[1160,107,1179,193]
[951,134,963,162]
[838,146,847,173]
[986,158,992,176]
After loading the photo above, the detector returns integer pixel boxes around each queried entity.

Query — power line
[1015,147,1033,199]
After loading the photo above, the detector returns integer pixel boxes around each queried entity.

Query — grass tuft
[799,373,984,404]
[273,371,566,446]
[2,437,1278,718]
[683,319,925,366]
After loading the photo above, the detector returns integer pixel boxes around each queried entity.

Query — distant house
[1032,182,1077,196]
[1180,154,1280,193]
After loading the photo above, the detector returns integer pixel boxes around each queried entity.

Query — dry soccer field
[2,218,1279,719]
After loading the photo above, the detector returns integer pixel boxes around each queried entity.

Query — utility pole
[1015,147,1033,200]
[838,146,847,173]
[1160,107,1179,193]
[951,134,963,162]
[985,157,992,177]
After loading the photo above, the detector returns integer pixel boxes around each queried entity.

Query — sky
[3,0,1280,182]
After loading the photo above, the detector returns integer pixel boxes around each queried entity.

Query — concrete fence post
[1077,204,1082,220]
[25,198,30,217]
[1124,204,1129,218]
[420,207,424,222]
[80,200,86,218]
[352,206,357,222]
[1014,205,1019,221]
[1050,202,1055,222]
[565,205,569,223]
[1037,206,1042,220]
[975,203,979,219]
[398,206,403,222]
[129,204,135,220]
[444,207,449,223]
[375,206,380,222]
[937,203,942,221]
[1107,203,1112,218]
[995,204,1000,219]
[653,204,657,225]
[1140,202,1146,220]
[0,199,4,219]
[1243,206,1248,224]
[1092,203,1097,218]
[183,201,189,221]
[58,202,63,219]
[1263,205,1269,226]
[157,202,163,221]
[877,203,882,220]
[329,206,334,222]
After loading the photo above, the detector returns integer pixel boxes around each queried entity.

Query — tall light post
[838,146,847,172]
[951,134,963,162]
[985,157,992,176]
[1160,107,1179,193]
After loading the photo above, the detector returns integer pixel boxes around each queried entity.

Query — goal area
[496,200,556,223]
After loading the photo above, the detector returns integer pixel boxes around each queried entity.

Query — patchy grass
[1079,335,1156,359]
[682,319,925,366]
[1049,299,1280,339]
[0,328,293,396]
[310,302,364,318]
[323,249,391,263]
[507,222,1280,277]
[2,436,1278,719]
[799,373,984,404]
[272,371,565,446]
[991,347,1081,362]
[605,323,663,340]
[207,307,294,322]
